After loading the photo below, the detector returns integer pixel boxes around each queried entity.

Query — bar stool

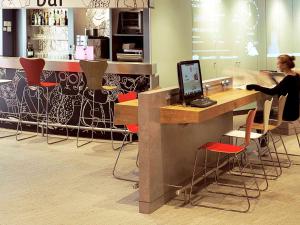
[0,78,14,138]
[258,95,290,168]
[77,59,117,147]
[189,109,259,213]
[112,91,139,186]
[224,98,280,181]
[18,57,68,143]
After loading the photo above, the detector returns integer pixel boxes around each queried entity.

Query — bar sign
[37,0,63,6]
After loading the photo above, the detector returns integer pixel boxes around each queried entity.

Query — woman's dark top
[247,74,300,121]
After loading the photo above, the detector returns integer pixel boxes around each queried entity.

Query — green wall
[151,0,300,88]
[151,0,192,88]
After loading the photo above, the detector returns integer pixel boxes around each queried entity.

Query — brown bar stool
[0,79,14,138]
[77,60,117,147]
[18,57,69,143]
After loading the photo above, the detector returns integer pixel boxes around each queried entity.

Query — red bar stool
[190,109,260,213]
[112,91,139,186]
[77,60,117,147]
[0,78,14,138]
[18,57,68,143]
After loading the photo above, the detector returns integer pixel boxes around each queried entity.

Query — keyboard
[190,97,217,108]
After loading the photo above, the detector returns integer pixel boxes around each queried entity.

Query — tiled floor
[1,122,300,225]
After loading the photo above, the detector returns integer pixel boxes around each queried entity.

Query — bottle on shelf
[64,10,68,26]
[31,10,35,25]
[56,10,60,26]
[68,45,75,60]
[45,12,49,26]
[60,10,65,26]
[34,11,38,25]
[40,11,44,25]
[27,43,34,58]
[53,10,56,26]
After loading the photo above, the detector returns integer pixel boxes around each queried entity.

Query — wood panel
[114,99,138,125]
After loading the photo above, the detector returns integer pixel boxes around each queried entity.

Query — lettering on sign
[0,0,150,8]
[37,0,63,7]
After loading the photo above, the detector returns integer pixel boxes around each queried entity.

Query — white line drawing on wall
[0,68,149,137]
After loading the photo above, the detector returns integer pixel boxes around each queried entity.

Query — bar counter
[114,79,261,214]
[0,57,158,138]
[0,57,157,75]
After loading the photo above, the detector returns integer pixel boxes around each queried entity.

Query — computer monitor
[177,60,203,104]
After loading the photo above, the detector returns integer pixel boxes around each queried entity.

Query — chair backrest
[244,108,257,146]
[118,91,138,133]
[19,57,45,86]
[79,60,108,91]
[263,98,274,134]
[275,94,288,126]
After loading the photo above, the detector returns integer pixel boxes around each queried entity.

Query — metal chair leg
[227,141,269,192]
[112,132,138,183]
[16,87,38,141]
[46,86,69,145]
[77,89,96,148]
[76,92,85,147]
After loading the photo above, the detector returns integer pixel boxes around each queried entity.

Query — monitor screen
[177,60,203,100]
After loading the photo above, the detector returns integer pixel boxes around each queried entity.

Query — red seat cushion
[201,142,245,154]
[19,58,45,86]
[127,124,138,134]
[40,82,59,87]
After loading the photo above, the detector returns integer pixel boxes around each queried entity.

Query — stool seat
[102,85,117,91]
[40,82,59,87]
[127,124,138,134]
[201,142,245,154]
[224,130,263,139]
[252,123,277,131]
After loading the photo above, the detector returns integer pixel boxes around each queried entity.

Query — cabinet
[110,8,150,63]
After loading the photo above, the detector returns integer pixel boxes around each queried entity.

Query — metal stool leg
[77,90,96,147]
[46,86,69,144]
[16,87,39,141]
[76,92,85,147]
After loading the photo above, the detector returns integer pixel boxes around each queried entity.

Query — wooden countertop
[114,99,138,125]
[160,89,259,124]
[114,89,260,125]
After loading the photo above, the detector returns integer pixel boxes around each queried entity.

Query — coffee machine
[76,34,110,60]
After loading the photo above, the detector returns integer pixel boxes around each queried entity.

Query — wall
[152,0,300,88]
[16,9,26,57]
[150,0,192,88]
[0,10,2,55]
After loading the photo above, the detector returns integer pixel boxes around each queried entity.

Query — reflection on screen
[181,63,202,96]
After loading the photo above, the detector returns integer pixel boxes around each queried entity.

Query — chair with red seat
[189,109,260,213]
[17,57,68,143]
[112,91,139,185]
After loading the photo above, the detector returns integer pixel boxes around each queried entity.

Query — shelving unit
[110,8,150,62]
[26,9,72,59]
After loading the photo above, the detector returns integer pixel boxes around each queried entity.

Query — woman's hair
[278,54,296,69]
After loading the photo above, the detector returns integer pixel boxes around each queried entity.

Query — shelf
[30,38,68,41]
[113,34,144,37]
[29,25,68,27]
